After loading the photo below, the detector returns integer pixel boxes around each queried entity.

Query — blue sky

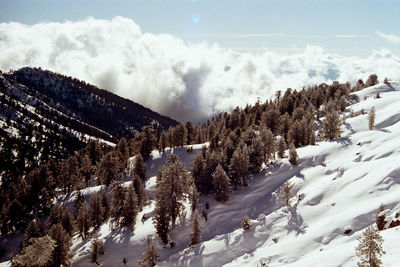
[1,0,400,56]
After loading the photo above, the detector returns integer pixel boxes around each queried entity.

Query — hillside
[0,67,178,175]
[1,81,399,267]
[68,82,400,266]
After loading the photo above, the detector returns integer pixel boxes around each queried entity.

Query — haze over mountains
[1,17,400,122]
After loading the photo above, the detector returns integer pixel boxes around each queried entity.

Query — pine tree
[61,208,75,236]
[80,154,92,187]
[134,154,147,181]
[111,182,126,226]
[289,142,298,165]
[229,145,249,189]
[355,225,385,267]
[74,190,84,217]
[369,107,376,130]
[48,223,72,267]
[280,181,294,206]
[263,129,275,162]
[76,203,90,239]
[212,164,231,202]
[11,235,55,267]
[25,218,46,243]
[138,237,159,267]
[132,174,146,207]
[190,210,201,245]
[123,184,139,230]
[89,192,104,229]
[248,136,265,173]
[90,234,104,265]
[376,204,386,231]
[189,183,199,212]
[97,152,119,186]
[277,136,286,159]
[322,104,341,140]
[241,216,251,231]
[159,131,167,152]
[153,199,169,244]
[100,190,110,221]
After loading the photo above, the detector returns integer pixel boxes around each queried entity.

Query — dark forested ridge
[0,67,178,176]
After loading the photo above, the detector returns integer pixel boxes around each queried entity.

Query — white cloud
[1,17,400,122]
[376,31,400,45]
[334,34,368,38]
[218,33,285,39]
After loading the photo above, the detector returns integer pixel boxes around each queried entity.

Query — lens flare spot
[192,14,200,23]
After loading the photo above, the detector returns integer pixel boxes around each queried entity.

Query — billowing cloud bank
[1,17,400,122]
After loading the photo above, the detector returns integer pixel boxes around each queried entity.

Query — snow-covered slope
[5,82,397,267]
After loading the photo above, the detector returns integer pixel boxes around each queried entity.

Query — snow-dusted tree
[212,164,231,202]
[97,152,119,186]
[90,234,104,265]
[190,148,207,194]
[241,216,251,231]
[11,235,55,267]
[289,142,298,165]
[122,184,139,231]
[60,155,81,194]
[190,210,202,245]
[280,181,294,207]
[48,223,72,267]
[356,225,385,267]
[153,199,169,244]
[322,105,341,140]
[134,154,147,181]
[369,107,376,130]
[248,136,265,173]
[229,145,249,189]
[89,192,104,229]
[376,204,386,231]
[138,237,159,267]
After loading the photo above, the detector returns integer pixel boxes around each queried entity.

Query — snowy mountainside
[60,81,400,267]
[0,67,178,171]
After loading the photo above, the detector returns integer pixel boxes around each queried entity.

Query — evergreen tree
[376,204,386,231]
[263,129,275,162]
[122,184,139,230]
[138,237,159,267]
[212,164,231,202]
[132,174,146,207]
[229,145,249,189]
[153,199,169,244]
[11,235,55,267]
[90,234,104,265]
[97,152,119,186]
[190,210,201,245]
[111,182,126,226]
[134,154,147,181]
[61,208,75,237]
[48,223,72,267]
[25,218,46,246]
[241,216,251,231]
[89,192,104,229]
[159,131,167,152]
[101,190,110,221]
[60,155,81,194]
[366,74,379,87]
[356,225,385,267]
[190,148,207,194]
[80,154,92,187]
[277,136,286,159]
[289,142,298,165]
[189,183,199,212]
[74,190,84,217]
[280,181,294,206]
[369,107,376,130]
[322,104,341,140]
[248,136,265,173]
[76,203,90,239]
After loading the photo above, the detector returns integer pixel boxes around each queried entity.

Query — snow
[2,82,400,266]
